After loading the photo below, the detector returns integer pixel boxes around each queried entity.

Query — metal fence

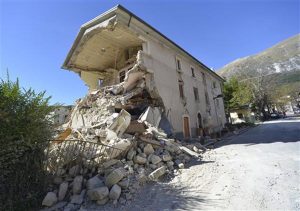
[45,139,125,176]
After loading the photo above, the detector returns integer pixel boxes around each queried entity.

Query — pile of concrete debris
[42,85,205,210]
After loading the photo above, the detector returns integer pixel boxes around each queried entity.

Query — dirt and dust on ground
[40,68,212,211]
[42,94,300,211]
[42,109,300,211]
[121,137,299,210]
[120,120,300,211]
[41,57,300,211]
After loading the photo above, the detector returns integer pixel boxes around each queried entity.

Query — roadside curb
[215,125,258,147]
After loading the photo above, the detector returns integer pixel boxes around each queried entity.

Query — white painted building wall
[62,5,226,139]
[141,37,226,138]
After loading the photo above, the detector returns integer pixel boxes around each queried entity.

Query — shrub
[0,76,54,210]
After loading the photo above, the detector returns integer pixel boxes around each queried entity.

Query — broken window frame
[119,70,126,83]
[98,79,104,87]
[238,113,244,119]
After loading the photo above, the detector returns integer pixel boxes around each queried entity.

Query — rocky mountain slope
[218,34,300,85]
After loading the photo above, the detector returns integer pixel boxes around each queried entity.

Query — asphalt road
[206,117,300,210]
[223,117,300,145]
[123,117,300,210]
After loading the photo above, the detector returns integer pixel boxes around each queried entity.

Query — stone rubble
[87,186,109,201]
[109,184,122,200]
[42,192,58,207]
[72,176,83,194]
[58,182,68,201]
[42,85,206,210]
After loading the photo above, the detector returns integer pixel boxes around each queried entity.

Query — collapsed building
[44,87,206,209]
[40,5,227,210]
[62,5,226,139]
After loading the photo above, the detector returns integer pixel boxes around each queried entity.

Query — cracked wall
[62,10,226,139]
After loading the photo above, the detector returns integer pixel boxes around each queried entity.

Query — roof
[62,4,225,82]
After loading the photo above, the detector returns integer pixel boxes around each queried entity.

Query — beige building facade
[62,5,226,139]
[50,105,73,125]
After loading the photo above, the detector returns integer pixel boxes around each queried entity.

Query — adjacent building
[62,5,226,139]
[50,105,73,125]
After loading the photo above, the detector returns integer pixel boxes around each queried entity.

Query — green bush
[0,76,54,210]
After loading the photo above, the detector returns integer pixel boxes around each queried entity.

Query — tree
[0,75,54,210]
[270,82,300,112]
[223,77,252,117]
[235,68,278,120]
[238,70,300,119]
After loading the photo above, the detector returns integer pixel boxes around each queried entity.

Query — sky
[0,0,299,105]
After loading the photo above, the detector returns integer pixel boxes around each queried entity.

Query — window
[119,71,126,82]
[197,113,203,128]
[176,58,181,70]
[207,108,211,116]
[178,80,184,99]
[202,72,207,86]
[124,49,129,60]
[191,67,195,77]
[213,81,217,89]
[193,87,199,101]
[238,113,244,119]
[205,91,210,106]
[98,79,104,87]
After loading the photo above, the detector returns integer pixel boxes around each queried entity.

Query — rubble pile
[42,84,204,210]
[43,140,203,210]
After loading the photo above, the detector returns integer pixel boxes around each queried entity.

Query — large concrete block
[148,166,166,181]
[105,168,126,187]
[87,186,109,201]
[139,106,161,127]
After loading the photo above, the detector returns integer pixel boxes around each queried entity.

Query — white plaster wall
[81,71,100,90]
[142,37,226,137]
[141,41,185,135]
[76,30,226,137]
[205,75,227,132]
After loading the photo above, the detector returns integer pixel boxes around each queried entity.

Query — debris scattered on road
[42,82,204,210]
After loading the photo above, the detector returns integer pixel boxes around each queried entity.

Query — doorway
[197,113,203,128]
[183,116,190,138]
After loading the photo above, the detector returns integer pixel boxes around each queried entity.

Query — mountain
[218,34,300,85]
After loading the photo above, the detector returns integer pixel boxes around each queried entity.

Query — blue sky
[0,0,299,105]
